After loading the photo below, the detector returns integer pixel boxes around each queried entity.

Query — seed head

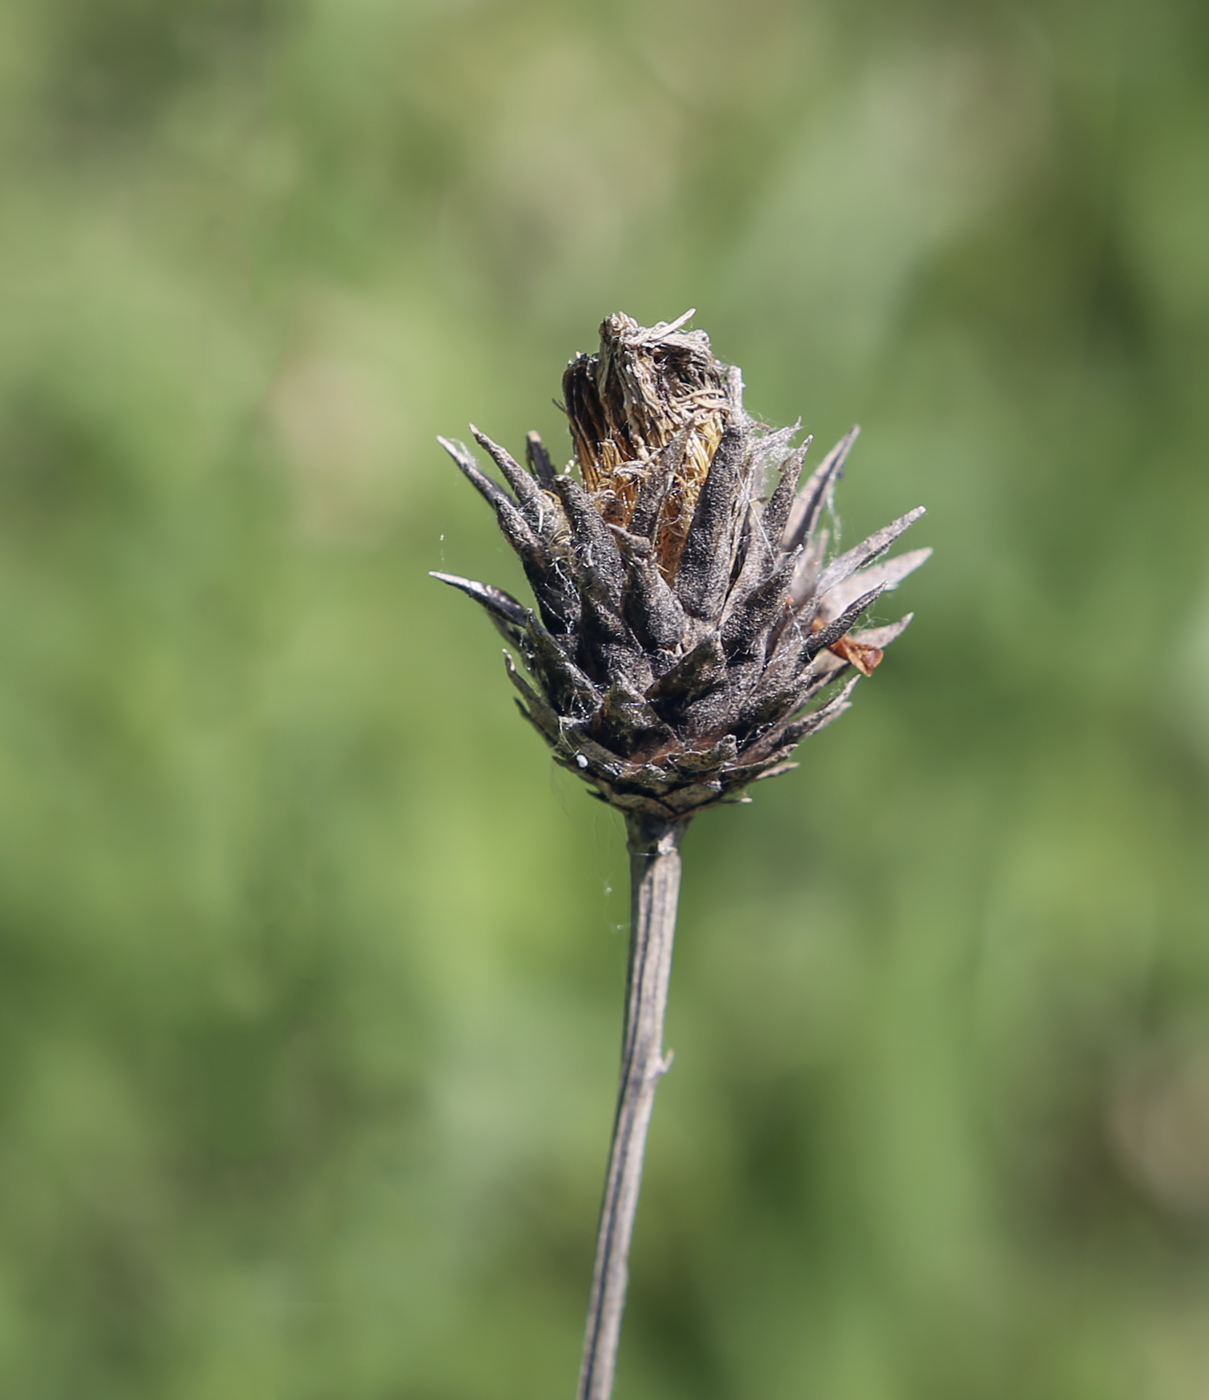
[433,313,929,821]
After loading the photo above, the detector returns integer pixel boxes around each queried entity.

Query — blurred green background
[1,0,1208,1396]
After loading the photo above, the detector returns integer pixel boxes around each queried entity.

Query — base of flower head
[503,637,862,820]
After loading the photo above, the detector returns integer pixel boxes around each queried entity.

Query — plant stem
[576,814,688,1400]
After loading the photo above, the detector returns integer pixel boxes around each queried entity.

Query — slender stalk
[577,814,687,1400]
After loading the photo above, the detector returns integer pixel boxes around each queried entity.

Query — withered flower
[433,311,928,820]
[433,313,927,1400]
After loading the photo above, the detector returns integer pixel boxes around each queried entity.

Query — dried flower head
[433,312,929,821]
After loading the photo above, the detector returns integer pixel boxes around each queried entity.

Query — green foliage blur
[1,0,1208,1396]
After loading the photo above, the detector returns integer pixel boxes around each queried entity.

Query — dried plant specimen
[434,312,928,1400]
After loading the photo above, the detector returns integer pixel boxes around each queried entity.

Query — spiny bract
[433,312,929,821]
